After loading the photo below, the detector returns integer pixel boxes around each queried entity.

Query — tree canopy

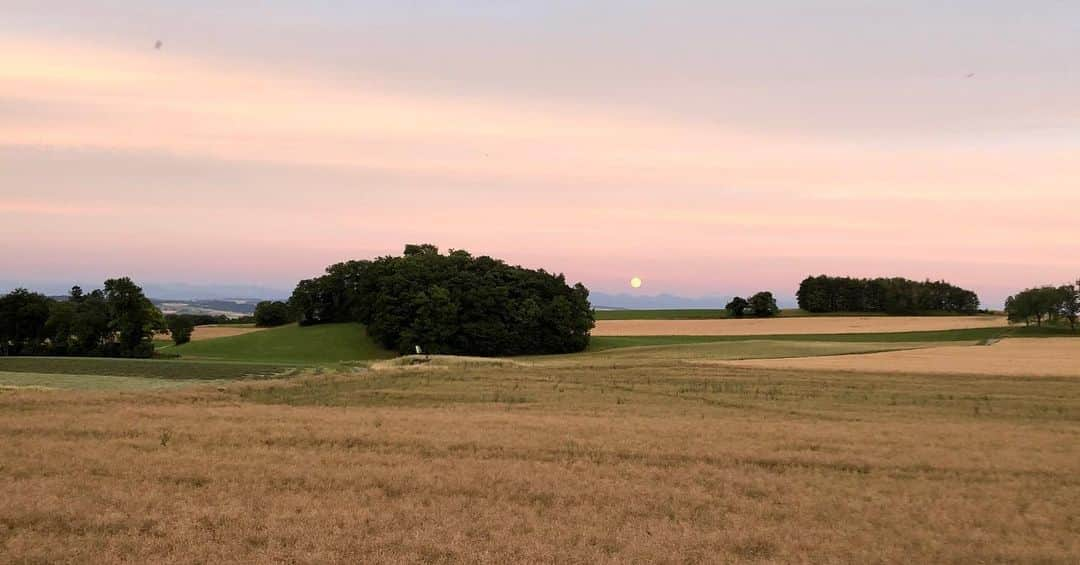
[1005,282,1079,330]
[725,292,778,318]
[748,291,780,317]
[1,279,163,358]
[254,300,293,327]
[289,245,595,356]
[796,275,979,314]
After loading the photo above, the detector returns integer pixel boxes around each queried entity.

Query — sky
[2,1,1078,307]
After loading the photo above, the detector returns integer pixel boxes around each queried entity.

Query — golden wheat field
[728,338,1080,377]
[592,315,1008,336]
[157,325,267,343]
[2,348,1079,563]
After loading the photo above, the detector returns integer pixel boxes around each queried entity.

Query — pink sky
[2,3,1079,306]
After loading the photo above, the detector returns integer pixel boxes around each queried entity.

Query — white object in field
[415,345,422,355]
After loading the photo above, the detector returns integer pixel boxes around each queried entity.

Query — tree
[0,289,52,355]
[1058,282,1079,331]
[166,315,196,345]
[725,297,748,318]
[103,277,164,357]
[1005,284,1077,329]
[71,289,110,354]
[748,291,780,317]
[254,300,293,327]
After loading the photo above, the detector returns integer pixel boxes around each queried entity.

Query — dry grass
[2,355,1078,563]
[593,315,1008,336]
[729,337,1080,377]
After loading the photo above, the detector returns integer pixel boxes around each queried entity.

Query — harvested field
[157,325,267,343]
[190,325,267,341]
[1,361,1078,563]
[592,315,1008,336]
[726,337,1080,377]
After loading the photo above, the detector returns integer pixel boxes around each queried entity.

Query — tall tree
[748,291,780,317]
[725,297,749,318]
[103,277,164,357]
[1059,282,1079,331]
[0,289,52,355]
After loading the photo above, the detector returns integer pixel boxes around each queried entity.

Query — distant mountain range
[590,292,797,310]
[4,280,800,312]
[0,281,291,301]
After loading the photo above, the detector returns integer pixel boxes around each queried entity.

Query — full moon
[630,277,643,289]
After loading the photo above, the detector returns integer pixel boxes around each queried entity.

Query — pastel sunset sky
[3,1,1078,306]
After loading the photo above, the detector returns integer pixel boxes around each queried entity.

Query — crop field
[1,319,1078,563]
[171,324,268,342]
[2,346,1078,563]
[593,308,895,320]
[0,357,295,391]
[730,337,1080,377]
[593,315,1008,336]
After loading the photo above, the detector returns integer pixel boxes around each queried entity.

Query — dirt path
[592,316,1007,336]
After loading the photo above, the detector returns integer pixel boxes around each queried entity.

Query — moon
[630,277,643,289]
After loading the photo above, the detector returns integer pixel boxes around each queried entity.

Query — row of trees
[796,275,980,314]
[289,244,595,356]
[1005,282,1079,330]
[0,278,163,357]
[725,291,780,318]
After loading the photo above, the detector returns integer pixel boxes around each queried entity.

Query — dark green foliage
[748,291,780,317]
[1062,282,1080,331]
[102,278,164,357]
[166,315,196,345]
[1,280,164,358]
[796,275,979,314]
[254,300,293,327]
[725,297,749,318]
[1005,282,1079,330]
[0,288,52,355]
[289,245,595,356]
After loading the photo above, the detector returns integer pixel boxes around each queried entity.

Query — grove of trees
[254,300,293,327]
[1004,282,1079,330]
[0,278,164,357]
[725,292,779,317]
[288,244,595,356]
[796,275,980,314]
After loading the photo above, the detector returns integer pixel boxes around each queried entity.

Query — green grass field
[172,322,394,364]
[0,356,292,380]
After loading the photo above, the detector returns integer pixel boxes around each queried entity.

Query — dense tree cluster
[1005,282,1079,330]
[796,275,979,314]
[253,300,293,327]
[165,315,196,345]
[725,291,779,317]
[0,278,163,357]
[289,244,595,355]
